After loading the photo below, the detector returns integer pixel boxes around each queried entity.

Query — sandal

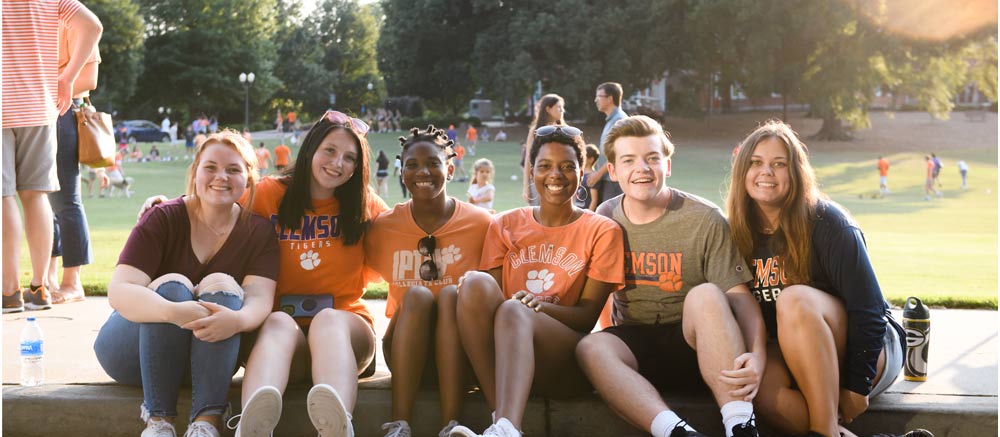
[52,288,86,304]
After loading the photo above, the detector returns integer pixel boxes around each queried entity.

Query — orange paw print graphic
[658,271,684,292]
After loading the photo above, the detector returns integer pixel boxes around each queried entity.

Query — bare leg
[242,311,308,404]
[577,332,666,431]
[387,286,435,421]
[754,343,810,435]
[455,272,505,410]
[681,283,747,406]
[308,308,376,412]
[775,285,848,437]
[493,299,587,428]
[435,285,466,425]
[2,196,21,295]
[46,257,60,290]
[20,190,53,288]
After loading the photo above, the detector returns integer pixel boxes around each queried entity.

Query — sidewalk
[3,298,997,436]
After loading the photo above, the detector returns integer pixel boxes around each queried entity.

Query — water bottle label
[20,340,42,357]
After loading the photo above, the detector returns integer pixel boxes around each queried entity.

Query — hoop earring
[574,186,587,203]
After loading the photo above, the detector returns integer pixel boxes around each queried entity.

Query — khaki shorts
[2,125,58,196]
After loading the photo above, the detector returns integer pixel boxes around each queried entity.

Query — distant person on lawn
[877,156,890,196]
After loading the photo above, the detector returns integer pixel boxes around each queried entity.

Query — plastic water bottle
[902,297,930,381]
[19,317,44,387]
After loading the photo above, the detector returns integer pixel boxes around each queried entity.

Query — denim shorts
[871,321,904,398]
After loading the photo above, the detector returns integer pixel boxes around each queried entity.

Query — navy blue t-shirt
[747,199,904,396]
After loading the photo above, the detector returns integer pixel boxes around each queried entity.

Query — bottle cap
[26,317,36,321]
[903,296,929,319]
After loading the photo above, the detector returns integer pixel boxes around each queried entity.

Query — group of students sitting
[94,111,907,437]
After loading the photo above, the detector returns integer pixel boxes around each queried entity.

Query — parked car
[114,120,169,143]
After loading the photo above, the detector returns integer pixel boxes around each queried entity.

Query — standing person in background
[467,158,495,211]
[375,150,390,197]
[446,125,458,144]
[394,109,403,132]
[579,144,599,210]
[256,142,271,176]
[924,155,940,200]
[184,126,196,160]
[931,154,943,188]
[46,17,103,305]
[274,141,291,174]
[957,160,969,190]
[521,94,566,206]
[2,0,103,314]
[161,115,171,138]
[453,143,469,182]
[465,124,478,156]
[876,156,890,197]
[588,82,627,210]
[394,154,408,199]
[275,109,284,133]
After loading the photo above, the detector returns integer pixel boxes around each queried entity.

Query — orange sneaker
[24,285,52,311]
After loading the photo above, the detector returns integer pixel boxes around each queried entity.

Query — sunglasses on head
[535,125,582,140]
[323,110,370,137]
[418,235,439,281]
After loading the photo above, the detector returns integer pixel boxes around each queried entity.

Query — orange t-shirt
[877,158,889,176]
[455,145,466,160]
[256,147,271,169]
[274,144,291,166]
[250,177,388,326]
[466,127,477,141]
[480,207,625,306]
[926,160,933,178]
[365,199,491,318]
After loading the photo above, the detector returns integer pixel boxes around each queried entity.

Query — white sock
[650,410,691,437]
[721,401,754,437]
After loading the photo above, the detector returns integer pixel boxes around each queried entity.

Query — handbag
[76,97,116,168]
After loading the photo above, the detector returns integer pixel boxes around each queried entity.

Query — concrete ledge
[4,381,996,436]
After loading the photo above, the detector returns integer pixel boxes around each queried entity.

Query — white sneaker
[381,420,411,437]
[438,420,460,437]
[484,418,522,437]
[228,385,283,437]
[448,425,479,437]
[142,419,177,437]
[307,384,353,437]
[183,421,220,437]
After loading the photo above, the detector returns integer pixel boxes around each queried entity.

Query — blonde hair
[603,115,675,164]
[472,158,495,183]
[726,120,818,284]
[186,129,260,221]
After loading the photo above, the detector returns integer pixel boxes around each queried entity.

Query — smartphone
[279,294,334,318]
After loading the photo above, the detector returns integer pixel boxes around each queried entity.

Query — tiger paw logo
[299,250,321,270]
[440,245,462,264]
[525,269,555,294]
[658,271,683,292]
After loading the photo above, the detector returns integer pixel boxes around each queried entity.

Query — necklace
[196,207,234,237]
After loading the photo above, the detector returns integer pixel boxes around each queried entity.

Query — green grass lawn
[21,116,998,308]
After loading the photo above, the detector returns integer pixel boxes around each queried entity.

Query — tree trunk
[721,79,733,113]
[812,114,852,141]
[782,93,788,122]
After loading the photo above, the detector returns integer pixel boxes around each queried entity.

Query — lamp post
[239,72,255,131]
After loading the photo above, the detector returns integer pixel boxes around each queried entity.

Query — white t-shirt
[467,183,495,210]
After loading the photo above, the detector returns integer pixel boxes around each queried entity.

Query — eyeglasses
[535,125,582,140]
[418,235,439,281]
[323,110,370,137]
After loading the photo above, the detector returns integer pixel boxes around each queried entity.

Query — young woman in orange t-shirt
[450,125,625,437]
[367,126,492,437]
[233,112,385,437]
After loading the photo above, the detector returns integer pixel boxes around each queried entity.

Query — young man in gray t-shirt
[576,116,765,437]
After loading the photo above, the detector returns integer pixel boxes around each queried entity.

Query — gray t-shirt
[597,189,751,325]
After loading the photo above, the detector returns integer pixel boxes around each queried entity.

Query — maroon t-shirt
[118,197,279,284]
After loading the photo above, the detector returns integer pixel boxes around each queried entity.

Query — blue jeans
[49,104,92,267]
[93,281,243,420]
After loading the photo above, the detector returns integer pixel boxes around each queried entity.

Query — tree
[314,0,384,115]
[130,0,279,125]
[272,0,335,115]
[87,0,145,114]
[379,0,480,113]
